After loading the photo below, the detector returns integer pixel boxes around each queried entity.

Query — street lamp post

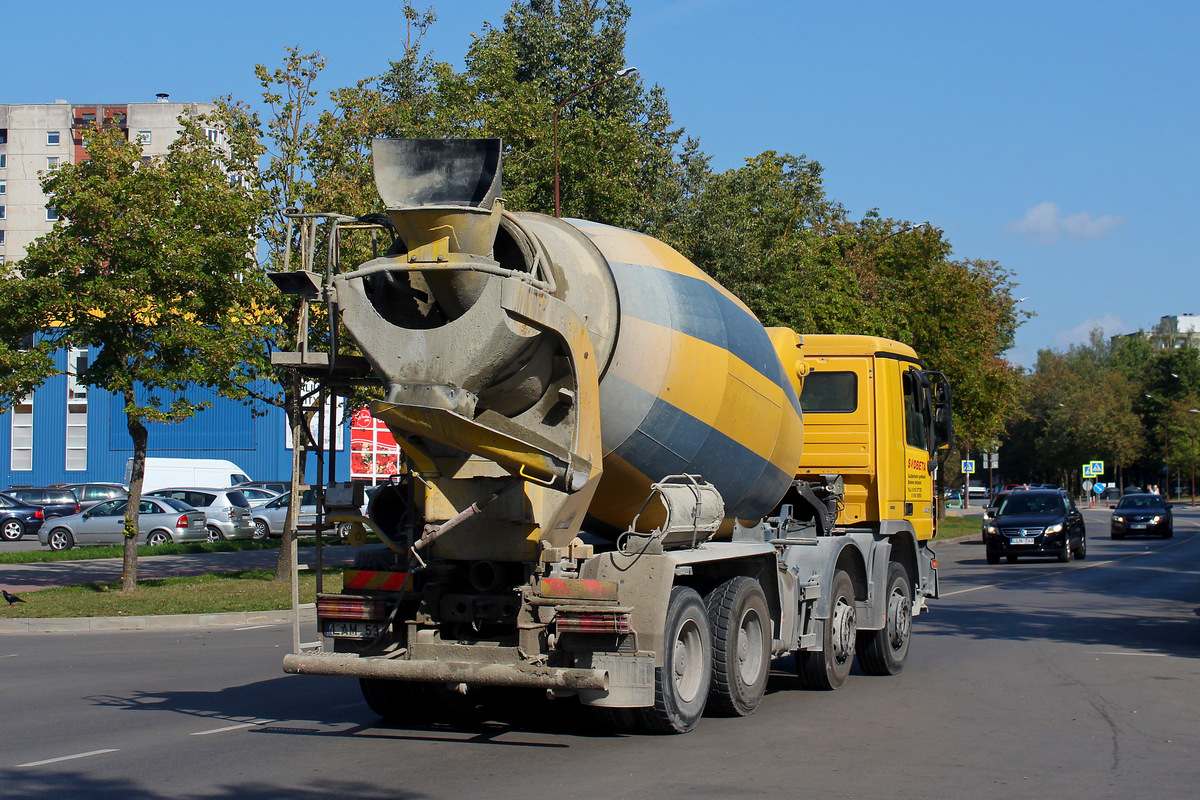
[553,66,637,218]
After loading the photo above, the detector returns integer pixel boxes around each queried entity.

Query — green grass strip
[0,568,347,618]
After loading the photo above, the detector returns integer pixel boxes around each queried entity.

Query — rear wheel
[206,526,225,543]
[48,528,74,551]
[857,562,913,676]
[360,678,476,725]
[1,519,25,541]
[147,531,170,547]
[797,570,856,690]
[638,586,711,733]
[705,577,770,717]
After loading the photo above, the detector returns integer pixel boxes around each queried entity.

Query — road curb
[0,606,315,633]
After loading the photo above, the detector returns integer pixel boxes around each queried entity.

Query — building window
[66,348,88,470]
[0,129,7,144]
[48,130,61,146]
[11,395,33,471]
[0,206,5,220]
[0,230,5,245]
[0,179,5,194]
[137,130,152,146]
[0,154,5,168]
[80,112,96,124]
[47,207,59,221]
[47,156,60,170]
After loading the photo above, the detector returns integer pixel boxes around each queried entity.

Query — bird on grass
[3,590,26,605]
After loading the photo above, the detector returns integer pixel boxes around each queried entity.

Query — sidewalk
[0,546,357,594]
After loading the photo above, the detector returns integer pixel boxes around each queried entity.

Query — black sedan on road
[982,489,1087,564]
[1110,493,1173,539]
[0,492,46,541]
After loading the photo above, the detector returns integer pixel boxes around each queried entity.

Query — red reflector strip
[317,596,387,620]
[539,577,619,601]
[555,611,633,634]
[343,570,408,592]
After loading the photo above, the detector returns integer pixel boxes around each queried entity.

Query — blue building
[1,345,351,489]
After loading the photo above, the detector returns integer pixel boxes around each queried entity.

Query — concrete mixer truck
[278,138,953,733]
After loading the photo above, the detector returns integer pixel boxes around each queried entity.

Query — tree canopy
[0,117,269,591]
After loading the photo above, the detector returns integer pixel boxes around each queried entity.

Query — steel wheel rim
[736,607,765,685]
[830,596,856,666]
[888,587,911,651]
[673,618,705,704]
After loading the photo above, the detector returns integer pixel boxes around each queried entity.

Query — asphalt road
[1,505,1197,800]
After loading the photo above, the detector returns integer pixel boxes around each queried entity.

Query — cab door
[901,367,935,540]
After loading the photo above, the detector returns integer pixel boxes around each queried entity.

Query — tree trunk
[275,374,305,582]
[122,392,149,594]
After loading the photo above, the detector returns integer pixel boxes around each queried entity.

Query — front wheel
[638,586,711,734]
[985,547,1000,565]
[48,528,75,551]
[1074,536,1087,560]
[1057,542,1071,563]
[147,531,171,547]
[858,562,913,676]
[706,577,770,717]
[1,518,25,541]
[797,569,856,690]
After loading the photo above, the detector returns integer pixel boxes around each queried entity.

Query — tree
[0,119,268,592]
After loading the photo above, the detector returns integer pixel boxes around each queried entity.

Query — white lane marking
[941,559,1115,596]
[17,749,119,768]
[234,625,274,631]
[190,718,274,736]
[0,653,20,658]
[1097,651,1169,657]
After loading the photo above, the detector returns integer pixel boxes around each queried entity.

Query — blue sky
[7,0,1196,367]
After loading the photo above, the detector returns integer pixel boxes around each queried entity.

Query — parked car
[251,487,317,540]
[982,489,1086,564]
[55,482,128,510]
[236,486,281,507]
[0,492,46,541]
[240,480,290,495]
[38,497,207,550]
[3,487,80,519]
[1110,493,1173,539]
[145,487,255,541]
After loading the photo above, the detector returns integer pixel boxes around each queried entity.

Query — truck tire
[796,569,856,690]
[359,678,475,724]
[638,586,711,734]
[856,562,912,676]
[705,577,770,717]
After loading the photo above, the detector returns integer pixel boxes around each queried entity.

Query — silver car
[251,487,316,540]
[39,497,207,550]
[236,486,281,507]
[146,487,255,541]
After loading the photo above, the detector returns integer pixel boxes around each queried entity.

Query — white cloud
[1004,201,1126,244]
[1052,315,1127,349]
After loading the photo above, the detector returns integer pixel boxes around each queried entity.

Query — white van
[124,458,251,492]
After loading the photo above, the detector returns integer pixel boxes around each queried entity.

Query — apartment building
[0,95,217,267]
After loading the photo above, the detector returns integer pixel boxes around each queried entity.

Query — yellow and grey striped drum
[567,220,804,533]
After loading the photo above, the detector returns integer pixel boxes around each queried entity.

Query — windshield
[1116,495,1165,510]
[999,493,1065,516]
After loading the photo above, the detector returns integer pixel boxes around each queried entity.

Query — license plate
[322,620,385,639]
[1010,537,1035,545]
[1131,523,1148,529]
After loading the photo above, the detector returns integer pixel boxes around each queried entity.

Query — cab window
[800,371,857,413]
[902,370,930,449]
